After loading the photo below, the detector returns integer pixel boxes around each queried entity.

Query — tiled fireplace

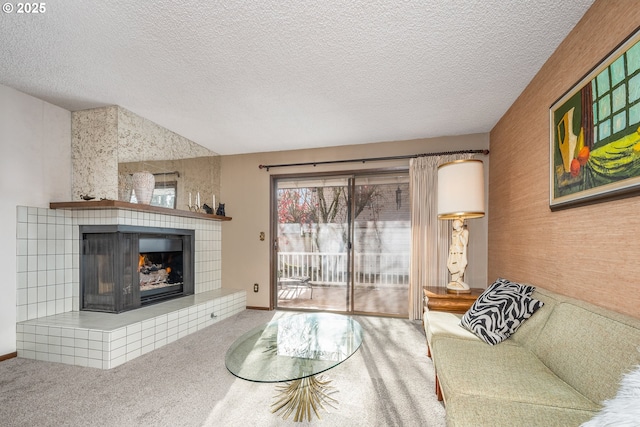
[15,205,246,369]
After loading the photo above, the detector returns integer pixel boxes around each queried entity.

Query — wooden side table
[423,286,484,313]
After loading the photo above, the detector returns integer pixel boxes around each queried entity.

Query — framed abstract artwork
[550,26,640,209]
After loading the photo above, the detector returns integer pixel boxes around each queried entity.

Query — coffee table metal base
[271,374,338,422]
[225,313,363,422]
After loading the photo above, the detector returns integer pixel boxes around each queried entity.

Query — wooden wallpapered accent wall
[489,0,640,319]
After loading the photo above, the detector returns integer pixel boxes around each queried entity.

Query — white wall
[0,84,71,355]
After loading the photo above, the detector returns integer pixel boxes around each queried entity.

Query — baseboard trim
[246,306,270,311]
[0,352,18,362]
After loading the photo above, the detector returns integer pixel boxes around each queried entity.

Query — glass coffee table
[225,312,363,422]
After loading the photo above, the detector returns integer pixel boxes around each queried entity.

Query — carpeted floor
[0,310,446,426]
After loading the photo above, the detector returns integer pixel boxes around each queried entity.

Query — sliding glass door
[273,171,409,316]
[351,175,410,315]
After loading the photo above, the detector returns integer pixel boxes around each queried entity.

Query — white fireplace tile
[126,332,141,346]
[141,334,154,348]
[49,353,62,364]
[111,344,126,360]
[22,332,35,343]
[60,345,74,356]
[87,358,102,369]
[22,341,35,352]
[155,337,167,348]
[60,354,74,365]
[111,327,127,341]
[55,224,65,239]
[36,335,49,351]
[75,347,88,358]
[17,206,28,222]
[126,348,141,362]
[155,314,167,326]
[88,348,102,360]
[75,329,89,339]
[111,355,126,369]
[141,342,154,355]
[126,323,142,335]
[35,352,49,362]
[141,319,155,331]
[88,340,102,351]
[17,289,27,306]
[112,337,126,351]
[37,224,46,240]
[49,345,61,355]
[46,286,55,301]
[64,281,72,296]
[26,223,37,239]
[16,255,27,273]
[27,255,38,271]
[74,356,88,367]
[60,337,74,347]
[60,328,74,338]
[36,271,46,286]
[16,239,28,256]
[141,327,154,340]
[37,302,47,317]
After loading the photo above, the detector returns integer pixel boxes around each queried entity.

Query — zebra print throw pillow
[460,281,544,345]
[486,277,536,296]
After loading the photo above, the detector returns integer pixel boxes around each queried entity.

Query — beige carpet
[0,310,446,426]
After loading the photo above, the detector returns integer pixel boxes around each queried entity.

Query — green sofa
[423,286,640,426]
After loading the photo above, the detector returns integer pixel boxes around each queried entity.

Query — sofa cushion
[532,301,640,404]
[432,337,601,411]
[460,284,544,345]
[423,310,481,350]
[446,394,597,427]
[507,287,564,350]
[581,365,640,427]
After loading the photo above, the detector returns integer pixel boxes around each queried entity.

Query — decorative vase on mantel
[132,171,155,205]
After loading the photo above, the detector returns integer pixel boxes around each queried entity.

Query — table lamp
[437,159,485,293]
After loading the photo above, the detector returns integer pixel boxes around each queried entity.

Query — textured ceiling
[0,0,594,155]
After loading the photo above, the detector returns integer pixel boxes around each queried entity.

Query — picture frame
[550,26,640,210]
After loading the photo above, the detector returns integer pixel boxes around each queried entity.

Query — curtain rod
[258,149,489,171]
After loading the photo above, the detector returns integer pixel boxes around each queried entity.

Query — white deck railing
[278,251,409,287]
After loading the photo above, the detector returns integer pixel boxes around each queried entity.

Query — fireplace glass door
[81,226,194,313]
[82,232,140,313]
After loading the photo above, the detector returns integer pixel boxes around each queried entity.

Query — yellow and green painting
[551,31,640,208]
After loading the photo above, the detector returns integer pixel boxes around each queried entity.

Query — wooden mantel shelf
[50,200,232,221]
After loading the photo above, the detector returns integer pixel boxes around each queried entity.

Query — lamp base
[446,281,471,294]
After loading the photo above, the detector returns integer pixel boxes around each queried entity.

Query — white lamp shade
[437,159,485,219]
